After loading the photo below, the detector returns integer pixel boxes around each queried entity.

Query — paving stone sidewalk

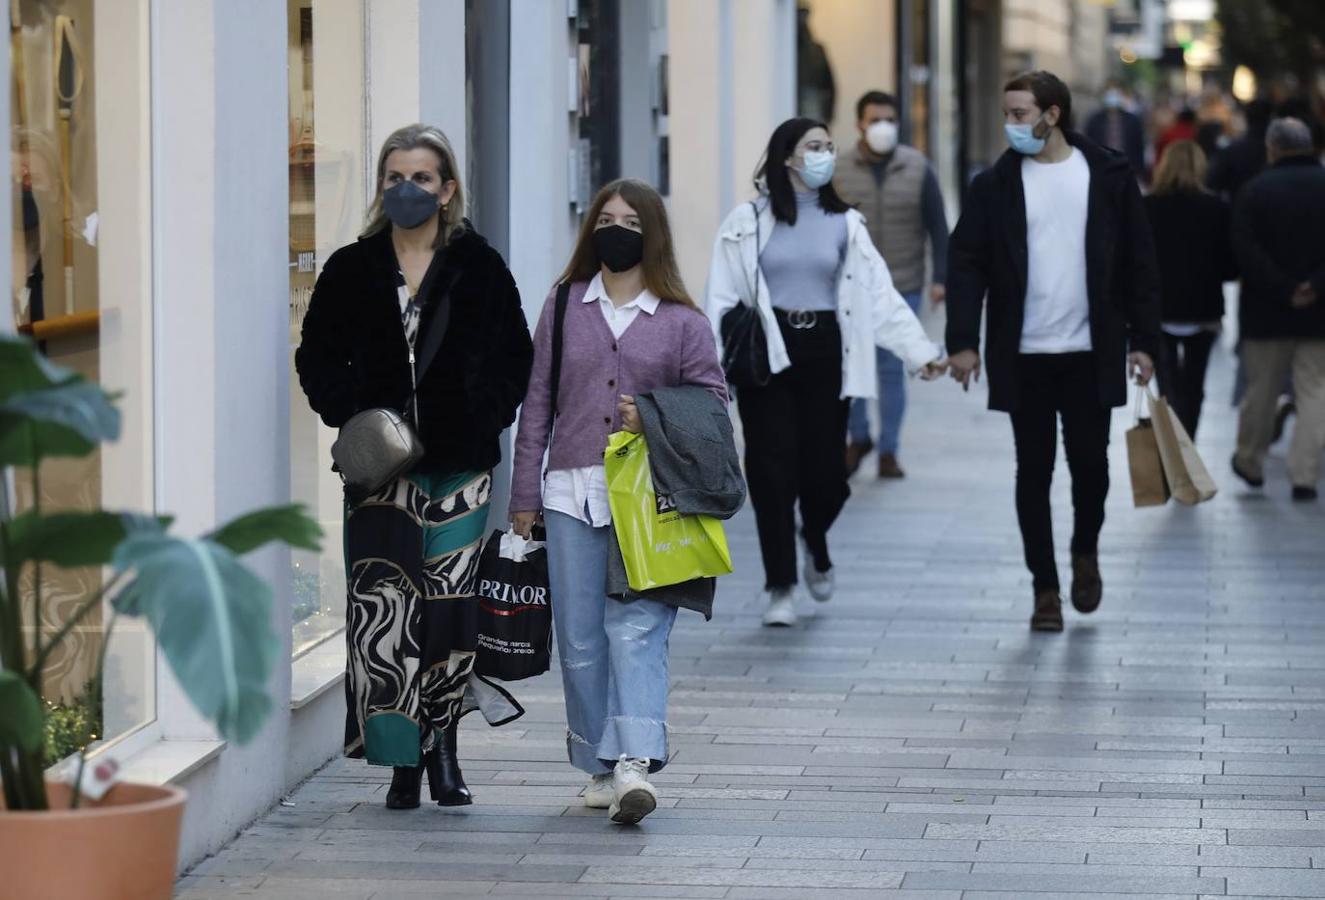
[178,339,1325,900]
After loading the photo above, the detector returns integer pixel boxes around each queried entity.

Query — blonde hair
[557,179,699,311]
[361,124,465,248]
[1152,140,1208,196]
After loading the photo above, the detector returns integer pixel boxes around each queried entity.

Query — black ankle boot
[384,762,424,809]
[431,724,473,806]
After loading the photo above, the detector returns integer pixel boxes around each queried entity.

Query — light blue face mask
[796,149,837,189]
[1005,117,1047,155]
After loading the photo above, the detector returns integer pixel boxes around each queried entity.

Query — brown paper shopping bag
[1147,387,1218,505]
[1126,389,1169,507]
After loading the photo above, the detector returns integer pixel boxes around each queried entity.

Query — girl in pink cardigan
[510,179,726,825]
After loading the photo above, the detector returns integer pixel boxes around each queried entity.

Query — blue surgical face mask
[1103,89,1123,109]
[795,149,837,189]
[1005,117,1048,155]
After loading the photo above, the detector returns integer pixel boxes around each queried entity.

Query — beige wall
[800,0,897,152]
[667,0,794,296]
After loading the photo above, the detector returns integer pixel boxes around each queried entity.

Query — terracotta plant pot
[0,781,187,900]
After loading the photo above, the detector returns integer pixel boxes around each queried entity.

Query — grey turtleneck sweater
[758,191,847,312]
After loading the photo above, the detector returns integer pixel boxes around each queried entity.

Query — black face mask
[592,225,644,273]
[383,181,441,230]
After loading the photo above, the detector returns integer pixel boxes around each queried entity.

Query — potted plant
[0,334,321,899]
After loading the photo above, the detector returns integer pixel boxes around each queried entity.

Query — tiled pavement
[178,337,1325,899]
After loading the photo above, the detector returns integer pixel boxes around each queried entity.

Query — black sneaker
[1070,553,1103,614]
[1030,591,1064,632]
[1292,486,1318,502]
[1231,455,1264,488]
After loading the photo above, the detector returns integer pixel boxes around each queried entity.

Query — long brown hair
[557,179,698,310]
[1152,140,1208,196]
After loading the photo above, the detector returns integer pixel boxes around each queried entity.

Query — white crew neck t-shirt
[1019,147,1092,354]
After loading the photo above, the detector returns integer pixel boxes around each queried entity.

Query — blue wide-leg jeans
[545,510,678,775]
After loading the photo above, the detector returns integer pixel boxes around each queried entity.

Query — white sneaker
[583,773,614,809]
[762,588,799,627]
[801,538,835,603]
[609,756,658,825]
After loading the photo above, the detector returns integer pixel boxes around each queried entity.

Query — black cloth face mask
[592,224,645,273]
[383,181,441,230]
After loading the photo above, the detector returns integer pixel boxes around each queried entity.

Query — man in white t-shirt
[945,71,1162,633]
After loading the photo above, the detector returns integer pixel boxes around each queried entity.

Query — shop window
[287,0,367,657]
[9,0,155,760]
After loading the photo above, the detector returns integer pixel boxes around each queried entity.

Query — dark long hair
[756,117,853,225]
[557,178,698,310]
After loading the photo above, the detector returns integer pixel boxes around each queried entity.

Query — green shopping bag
[604,430,733,591]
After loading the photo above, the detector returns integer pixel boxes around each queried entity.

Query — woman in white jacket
[706,117,946,627]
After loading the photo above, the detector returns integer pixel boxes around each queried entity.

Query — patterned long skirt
[343,468,521,767]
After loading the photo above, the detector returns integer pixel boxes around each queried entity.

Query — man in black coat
[946,71,1161,633]
[1208,99,1272,201]
[1084,82,1146,178]
[1230,118,1325,502]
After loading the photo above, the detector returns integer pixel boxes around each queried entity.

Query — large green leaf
[0,334,80,400]
[0,381,121,466]
[2,510,170,570]
[111,534,279,744]
[0,670,44,753]
[207,504,323,556]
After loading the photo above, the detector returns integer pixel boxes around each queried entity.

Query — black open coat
[295,225,533,473]
[945,132,1162,412]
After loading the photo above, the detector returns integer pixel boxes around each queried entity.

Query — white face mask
[865,120,899,154]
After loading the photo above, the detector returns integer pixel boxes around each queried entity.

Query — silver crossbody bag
[331,253,456,495]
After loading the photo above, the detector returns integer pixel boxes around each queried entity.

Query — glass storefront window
[9,0,155,761]
[287,0,367,657]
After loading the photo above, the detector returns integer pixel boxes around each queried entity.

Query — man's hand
[1129,351,1155,386]
[919,357,948,381]
[1292,281,1318,309]
[929,283,946,305]
[948,349,981,391]
[618,395,642,433]
[511,511,540,539]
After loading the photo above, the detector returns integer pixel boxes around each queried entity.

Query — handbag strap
[402,248,462,420]
[549,281,572,417]
[749,200,760,308]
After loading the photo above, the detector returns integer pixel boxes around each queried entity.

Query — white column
[152,0,293,865]
[367,0,422,161]
[507,0,576,323]
[419,0,468,180]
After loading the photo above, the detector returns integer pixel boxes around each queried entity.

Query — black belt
[772,308,834,330]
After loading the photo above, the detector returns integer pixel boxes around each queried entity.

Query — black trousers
[1157,330,1217,438]
[736,312,850,590]
[1009,353,1112,594]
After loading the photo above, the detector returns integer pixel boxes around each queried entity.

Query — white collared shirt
[543,273,661,527]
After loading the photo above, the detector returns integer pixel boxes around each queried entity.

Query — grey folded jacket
[606,386,747,619]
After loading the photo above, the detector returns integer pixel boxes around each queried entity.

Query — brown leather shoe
[877,452,905,479]
[845,439,873,476]
[1030,590,1064,632]
[1071,553,1102,614]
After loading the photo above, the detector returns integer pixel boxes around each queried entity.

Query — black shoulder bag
[719,201,771,389]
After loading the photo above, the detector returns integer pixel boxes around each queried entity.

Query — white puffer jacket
[705,197,940,399]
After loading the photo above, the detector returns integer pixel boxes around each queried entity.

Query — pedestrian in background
[1208,99,1273,200]
[707,117,946,629]
[946,71,1161,633]
[1143,139,1237,438]
[1230,118,1325,502]
[510,179,726,823]
[1084,80,1146,178]
[836,90,950,479]
[296,124,533,809]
